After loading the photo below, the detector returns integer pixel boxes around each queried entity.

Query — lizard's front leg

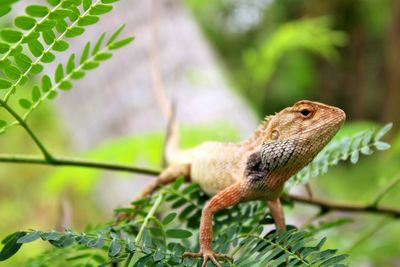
[183,182,243,267]
[267,198,286,229]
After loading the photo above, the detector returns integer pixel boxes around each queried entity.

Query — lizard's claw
[183,250,233,267]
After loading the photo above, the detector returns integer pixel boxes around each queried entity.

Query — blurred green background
[1,0,400,266]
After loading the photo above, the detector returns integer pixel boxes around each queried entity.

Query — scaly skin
[137,100,346,267]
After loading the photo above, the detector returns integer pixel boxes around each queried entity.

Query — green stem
[370,175,400,207]
[127,193,164,267]
[0,153,160,175]
[0,99,53,161]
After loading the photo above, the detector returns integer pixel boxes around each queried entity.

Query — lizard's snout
[333,106,346,125]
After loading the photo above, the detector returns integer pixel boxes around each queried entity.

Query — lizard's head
[265,100,345,145]
[246,100,345,191]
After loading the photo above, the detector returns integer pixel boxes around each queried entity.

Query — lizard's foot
[183,249,233,267]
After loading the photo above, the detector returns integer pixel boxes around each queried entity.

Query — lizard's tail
[162,100,180,166]
[148,0,181,167]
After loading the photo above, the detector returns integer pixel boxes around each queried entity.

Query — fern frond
[0,1,133,135]
[288,123,393,187]
[0,0,119,103]
[0,179,348,266]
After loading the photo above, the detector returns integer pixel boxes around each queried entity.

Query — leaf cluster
[0,0,134,134]
[0,178,348,266]
[289,123,393,187]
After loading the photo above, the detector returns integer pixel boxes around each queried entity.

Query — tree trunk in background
[384,0,400,133]
[42,0,258,210]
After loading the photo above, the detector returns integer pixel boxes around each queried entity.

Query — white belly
[189,142,247,196]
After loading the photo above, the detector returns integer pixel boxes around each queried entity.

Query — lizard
[135,100,346,267]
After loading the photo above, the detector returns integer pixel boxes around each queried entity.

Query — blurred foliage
[185,0,399,125]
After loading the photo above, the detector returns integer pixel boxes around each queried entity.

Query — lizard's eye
[299,108,312,118]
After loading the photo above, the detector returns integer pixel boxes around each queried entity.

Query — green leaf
[0,59,11,70]
[14,53,32,71]
[47,0,62,6]
[53,40,69,52]
[66,54,75,74]
[1,29,23,43]
[109,37,135,50]
[375,141,391,151]
[24,32,40,43]
[108,238,121,257]
[80,42,90,64]
[83,0,92,11]
[47,91,58,99]
[95,52,112,61]
[0,7,12,18]
[319,254,349,266]
[78,15,99,26]
[55,19,68,33]
[63,0,82,4]
[40,231,59,241]
[55,64,64,83]
[28,39,44,57]
[172,176,185,190]
[17,231,41,243]
[93,33,105,54]
[162,212,177,225]
[50,234,75,248]
[25,5,49,17]
[165,229,192,239]
[31,63,44,74]
[51,8,73,19]
[90,4,112,15]
[107,24,125,45]
[42,30,56,45]
[41,75,52,92]
[59,81,72,90]
[66,6,80,21]
[102,0,119,3]
[374,123,393,142]
[360,146,373,155]
[153,250,164,262]
[0,42,10,53]
[71,71,85,80]
[82,61,99,70]
[14,16,36,30]
[87,236,104,248]
[0,232,26,261]
[19,98,32,109]
[0,78,11,89]
[3,65,21,80]
[41,51,55,63]
[65,26,85,38]
[37,20,57,32]
[32,85,41,101]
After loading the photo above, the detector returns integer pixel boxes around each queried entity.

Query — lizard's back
[172,141,252,196]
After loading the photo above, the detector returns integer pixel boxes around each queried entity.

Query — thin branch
[0,99,54,161]
[370,175,400,207]
[0,154,159,176]
[1,152,399,218]
[285,194,400,218]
